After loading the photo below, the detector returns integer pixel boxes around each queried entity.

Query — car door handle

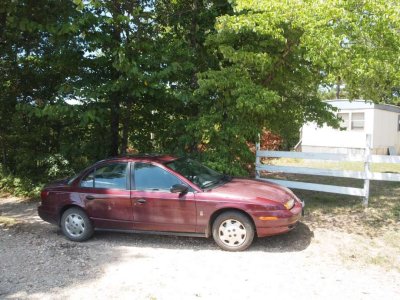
[136,199,146,204]
[86,195,95,200]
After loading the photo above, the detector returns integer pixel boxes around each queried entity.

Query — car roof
[100,154,178,164]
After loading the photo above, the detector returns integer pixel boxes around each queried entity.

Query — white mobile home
[301,100,400,155]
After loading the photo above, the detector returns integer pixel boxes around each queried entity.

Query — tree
[2,0,400,190]
[70,0,160,156]
[191,0,400,174]
[150,0,232,155]
[0,0,87,178]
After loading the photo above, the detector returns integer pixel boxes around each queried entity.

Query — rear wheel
[212,211,255,251]
[61,208,94,242]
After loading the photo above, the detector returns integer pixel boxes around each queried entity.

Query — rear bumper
[38,205,58,225]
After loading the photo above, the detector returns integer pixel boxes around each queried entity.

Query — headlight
[284,198,295,210]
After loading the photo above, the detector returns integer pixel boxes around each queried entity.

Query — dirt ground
[0,194,399,300]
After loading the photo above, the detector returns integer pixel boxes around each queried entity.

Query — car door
[131,162,197,232]
[78,162,133,230]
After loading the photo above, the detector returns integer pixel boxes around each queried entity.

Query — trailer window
[351,112,364,130]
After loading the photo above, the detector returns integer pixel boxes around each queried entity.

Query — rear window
[80,163,128,190]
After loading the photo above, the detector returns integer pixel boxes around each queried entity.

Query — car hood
[210,178,295,204]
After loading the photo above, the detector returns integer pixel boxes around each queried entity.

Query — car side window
[80,171,94,188]
[133,162,182,191]
[80,163,128,190]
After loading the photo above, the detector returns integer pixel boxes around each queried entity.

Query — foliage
[0,165,42,197]
[191,0,400,173]
[1,0,399,193]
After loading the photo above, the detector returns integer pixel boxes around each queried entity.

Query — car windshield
[165,158,230,189]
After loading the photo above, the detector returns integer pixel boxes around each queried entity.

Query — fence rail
[255,134,400,206]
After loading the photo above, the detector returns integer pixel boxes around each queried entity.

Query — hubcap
[218,219,247,247]
[65,213,85,237]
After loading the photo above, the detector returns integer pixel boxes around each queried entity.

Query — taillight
[41,190,49,200]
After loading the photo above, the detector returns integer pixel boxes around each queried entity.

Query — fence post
[363,134,372,207]
[255,133,260,179]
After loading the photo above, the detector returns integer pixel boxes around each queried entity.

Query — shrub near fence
[256,135,400,207]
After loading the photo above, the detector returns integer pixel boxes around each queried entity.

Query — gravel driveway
[1,195,399,300]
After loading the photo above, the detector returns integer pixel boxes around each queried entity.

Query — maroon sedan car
[38,155,304,251]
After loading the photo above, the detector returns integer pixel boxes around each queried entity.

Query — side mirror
[170,184,189,195]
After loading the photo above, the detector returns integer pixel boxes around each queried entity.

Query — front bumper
[254,200,304,238]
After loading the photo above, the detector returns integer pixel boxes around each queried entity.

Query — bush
[0,154,77,197]
[0,165,43,197]
[40,154,75,180]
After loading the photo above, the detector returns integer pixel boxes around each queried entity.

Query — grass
[336,229,400,271]
[0,216,19,227]
[260,158,400,270]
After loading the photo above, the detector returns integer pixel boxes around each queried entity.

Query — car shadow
[251,222,313,252]
[91,221,313,253]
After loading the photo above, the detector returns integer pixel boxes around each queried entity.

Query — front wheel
[212,211,255,251]
[61,207,94,242]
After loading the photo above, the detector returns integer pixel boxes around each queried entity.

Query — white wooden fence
[255,135,400,206]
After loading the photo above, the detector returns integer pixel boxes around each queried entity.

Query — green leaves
[1,0,399,186]
[73,0,84,11]
[192,0,400,173]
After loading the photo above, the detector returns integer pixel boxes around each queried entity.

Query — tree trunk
[189,0,200,89]
[120,100,132,155]
[121,123,128,155]
[109,2,123,157]
[336,76,341,99]
[109,97,120,156]
[2,143,6,166]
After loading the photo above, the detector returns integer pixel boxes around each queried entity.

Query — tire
[212,211,255,251]
[61,207,94,242]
